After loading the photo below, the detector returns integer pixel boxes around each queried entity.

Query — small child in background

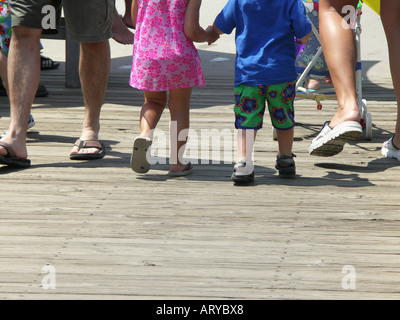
[212,0,311,184]
[129,0,218,176]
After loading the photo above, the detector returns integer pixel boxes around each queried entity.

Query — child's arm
[297,32,311,45]
[131,0,138,29]
[212,23,224,37]
[184,0,220,44]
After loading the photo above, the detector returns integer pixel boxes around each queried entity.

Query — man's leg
[69,40,110,156]
[0,26,41,160]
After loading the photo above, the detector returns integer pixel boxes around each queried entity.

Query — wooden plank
[1,55,400,301]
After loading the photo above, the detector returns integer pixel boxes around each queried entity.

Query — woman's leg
[319,0,360,127]
[381,0,400,148]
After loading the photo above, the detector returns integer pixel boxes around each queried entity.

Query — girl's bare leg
[140,90,167,138]
[168,87,192,171]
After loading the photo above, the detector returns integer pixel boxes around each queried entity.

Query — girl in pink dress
[129,0,219,176]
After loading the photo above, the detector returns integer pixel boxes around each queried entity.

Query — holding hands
[184,0,219,45]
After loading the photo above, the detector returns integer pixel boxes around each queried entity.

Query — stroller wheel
[364,112,372,140]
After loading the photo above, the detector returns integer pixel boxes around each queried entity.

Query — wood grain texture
[0,60,399,300]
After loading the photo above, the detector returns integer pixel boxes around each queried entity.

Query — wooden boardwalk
[1,7,400,299]
[1,62,399,300]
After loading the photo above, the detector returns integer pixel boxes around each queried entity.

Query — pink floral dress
[130,0,205,91]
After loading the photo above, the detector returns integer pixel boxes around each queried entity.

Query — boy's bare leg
[276,128,294,157]
[237,129,256,165]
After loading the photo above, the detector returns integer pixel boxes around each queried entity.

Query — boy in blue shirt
[212,0,311,184]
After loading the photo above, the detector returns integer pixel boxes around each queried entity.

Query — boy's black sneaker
[275,154,296,177]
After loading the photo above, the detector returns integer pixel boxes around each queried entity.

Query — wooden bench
[41,18,81,88]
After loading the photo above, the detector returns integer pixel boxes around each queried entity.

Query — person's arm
[297,32,311,44]
[184,0,220,44]
[131,0,138,29]
[212,22,224,36]
[291,0,311,45]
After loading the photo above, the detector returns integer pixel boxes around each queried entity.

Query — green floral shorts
[234,81,296,130]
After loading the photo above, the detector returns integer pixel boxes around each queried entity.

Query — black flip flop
[0,141,31,168]
[41,55,60,70]
[70,139,106,160]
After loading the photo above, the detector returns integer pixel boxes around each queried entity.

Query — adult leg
[69,40,110,156]
[309,0,364,157]
[381,0,400,148]
[0,26,41,160]
[168,87,192,172]
[319,0,360,127]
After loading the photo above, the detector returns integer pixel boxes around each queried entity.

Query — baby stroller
[293,0,372,140]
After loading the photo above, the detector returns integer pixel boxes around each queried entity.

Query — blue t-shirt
[214,0,311,86]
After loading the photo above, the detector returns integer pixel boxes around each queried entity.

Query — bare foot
[329,107,361,129]
[305,79,321,90]
[112,11,134,45]
[0,136,28,160]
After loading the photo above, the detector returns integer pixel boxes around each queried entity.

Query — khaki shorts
[9,0,115,43]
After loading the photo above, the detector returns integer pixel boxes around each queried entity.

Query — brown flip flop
[70,139,106,160]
